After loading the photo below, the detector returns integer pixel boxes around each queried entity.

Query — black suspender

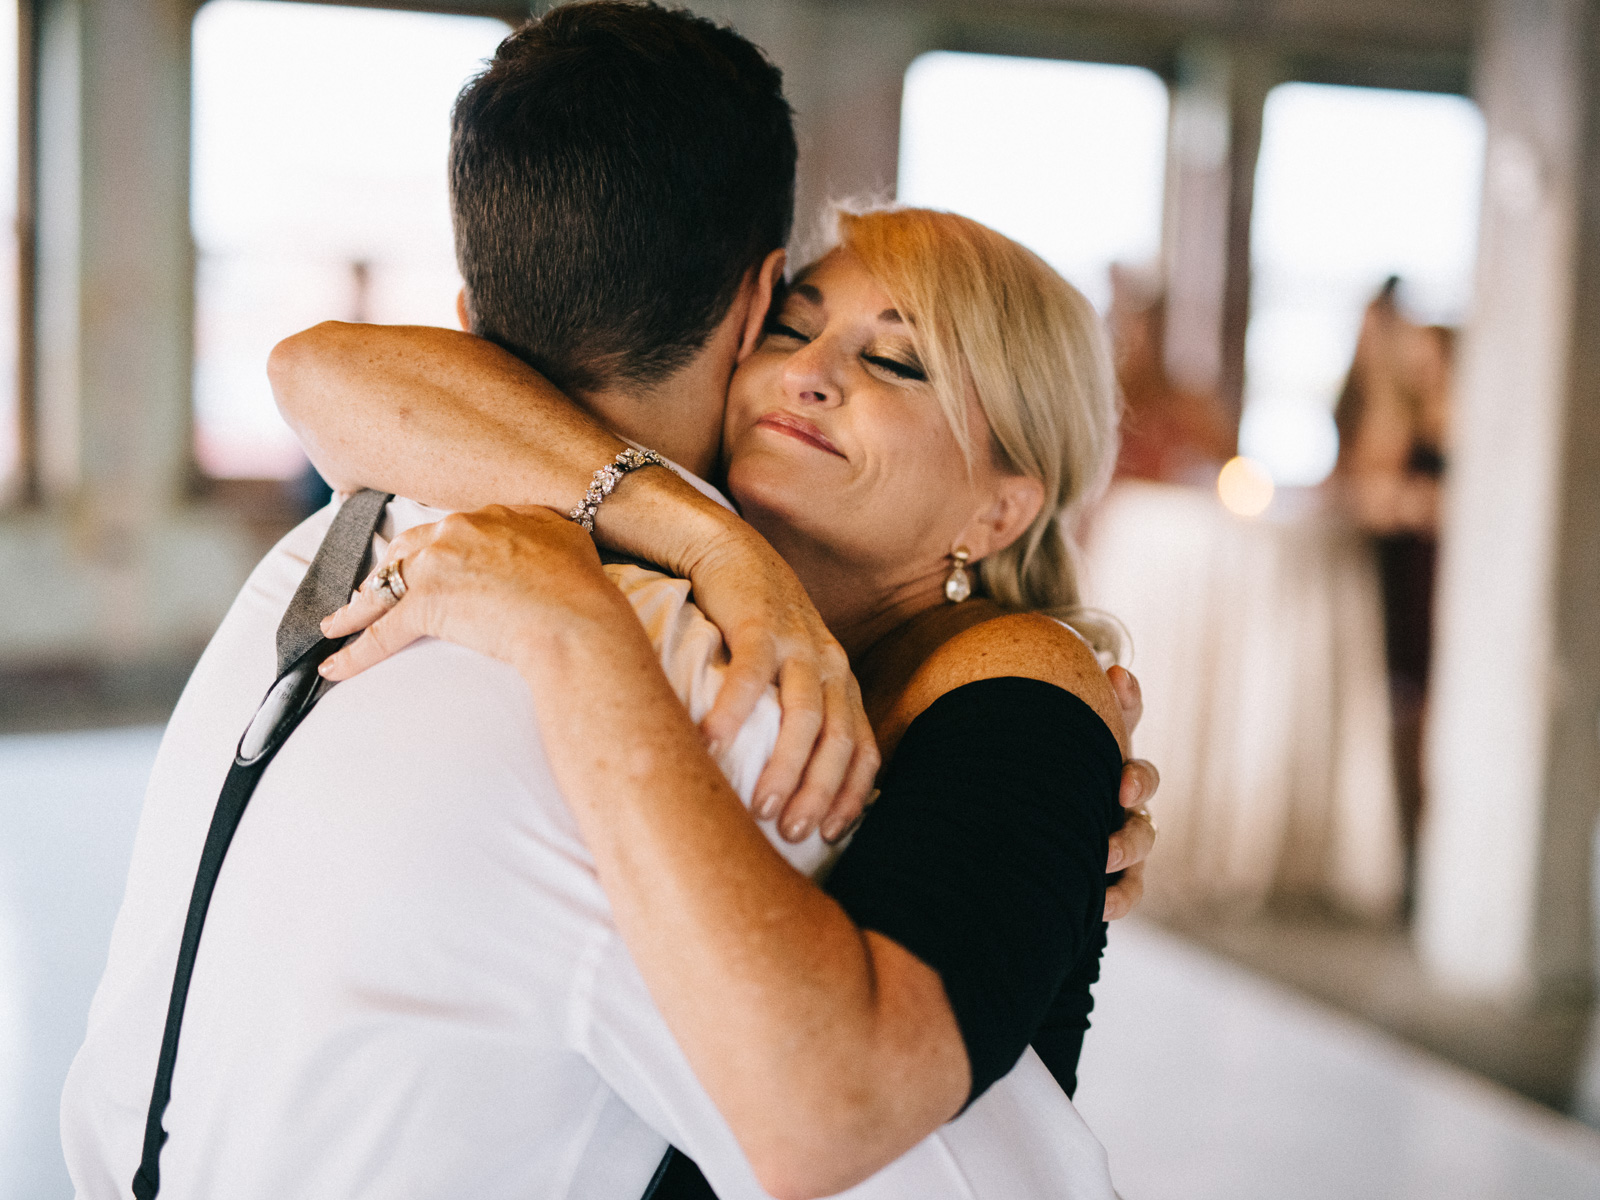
[641,1148,719,1199]
[132,490,392,1200]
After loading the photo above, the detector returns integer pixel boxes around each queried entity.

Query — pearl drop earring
[945,547,972,603]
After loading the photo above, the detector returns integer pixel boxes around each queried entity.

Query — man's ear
[962,474,1047,562]
[736,248,788,362]
[455,288,471,332]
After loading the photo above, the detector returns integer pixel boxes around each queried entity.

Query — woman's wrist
[590,466,747,576]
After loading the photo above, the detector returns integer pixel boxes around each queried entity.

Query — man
[62,4,1156,1197]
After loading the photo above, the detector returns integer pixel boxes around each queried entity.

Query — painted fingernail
[318,659,335,677]
[756,793,781,821]
[781,814,810,842]
[705,738,722,759]
[1107,847,1124,872]
[822,813,864,845]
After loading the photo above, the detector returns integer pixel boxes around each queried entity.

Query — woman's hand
[315,503,879,847]
[317,506,631,683]
[683,521,879,844]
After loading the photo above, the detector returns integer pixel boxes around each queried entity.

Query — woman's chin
[726,453,837,539]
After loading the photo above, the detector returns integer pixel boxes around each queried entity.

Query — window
[1242,83,1485,486]
[898,51,1170,311]
[191,1,508,479]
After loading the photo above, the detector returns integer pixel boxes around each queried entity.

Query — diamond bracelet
[567,448,670,533]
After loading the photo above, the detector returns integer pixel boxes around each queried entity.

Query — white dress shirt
[62,487,1116,1200]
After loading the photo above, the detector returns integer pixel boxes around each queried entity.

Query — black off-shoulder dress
[650,675,1124,1198]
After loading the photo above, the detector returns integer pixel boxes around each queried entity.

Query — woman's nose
[784,338,843,407]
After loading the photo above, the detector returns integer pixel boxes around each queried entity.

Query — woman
[286,208,1134,1198]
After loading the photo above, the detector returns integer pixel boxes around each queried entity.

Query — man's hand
[1106,665,1159,920]
[688,525,880,845]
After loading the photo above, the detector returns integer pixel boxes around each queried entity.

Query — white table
[1082,481,1404,918]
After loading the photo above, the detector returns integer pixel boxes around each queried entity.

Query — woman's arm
[269,323,740,584]
[270,323,876,842]
[270,322,629,511]
[319,508,967,1200]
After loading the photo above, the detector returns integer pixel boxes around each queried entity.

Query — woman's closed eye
[764,311,928,383]
[764,318,812,343]
[863,352,927,383]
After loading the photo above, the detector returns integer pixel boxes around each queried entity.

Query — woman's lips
[756,412,846,458]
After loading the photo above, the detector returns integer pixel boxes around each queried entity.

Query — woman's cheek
[724,363,775,448]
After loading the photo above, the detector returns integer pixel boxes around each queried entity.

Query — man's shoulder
[602,561,713,704]
[236,494,438,633]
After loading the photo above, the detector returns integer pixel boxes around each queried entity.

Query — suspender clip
[235,642,336,767]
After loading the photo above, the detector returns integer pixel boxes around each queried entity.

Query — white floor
[3,726,1600,1200]
[1077,923,1600,1199]
[0,725,159,1200]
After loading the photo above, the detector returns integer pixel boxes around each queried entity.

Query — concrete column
[2,0,247,666]
[792,3,931,241]
[1159,39,1271,427]
[1416,0,1599,1001]
[1162,41,1231,397]
[34,0,194,519]
[714,0,932,254]
[1216,48,1271,424]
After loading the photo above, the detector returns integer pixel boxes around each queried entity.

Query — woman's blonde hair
[824,205,1123,654]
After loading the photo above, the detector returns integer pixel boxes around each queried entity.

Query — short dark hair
[449,1,797,395]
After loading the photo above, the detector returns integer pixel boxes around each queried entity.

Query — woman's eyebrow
[879,308,904,324]
[791,283,823,305]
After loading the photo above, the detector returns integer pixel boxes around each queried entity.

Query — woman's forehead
[788,250,904,325]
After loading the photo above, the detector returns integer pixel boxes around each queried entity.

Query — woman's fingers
[818,674,880,843]
[319,602,426,681]
[320,585,392,639]
[749,658,825,825]
[820,740,881,845]
[703,627,778,758]
[321,525,433,639]
[776,671,870,843]
[1104,861,1145,921]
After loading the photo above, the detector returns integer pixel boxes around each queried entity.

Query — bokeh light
[1217,455,1276,517]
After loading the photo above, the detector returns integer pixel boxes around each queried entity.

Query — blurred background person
[1331,276,1457,891]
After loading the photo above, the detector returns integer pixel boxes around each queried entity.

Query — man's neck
[576,332,738,483]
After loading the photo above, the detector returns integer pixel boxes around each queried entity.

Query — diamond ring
[365,560,408,609]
